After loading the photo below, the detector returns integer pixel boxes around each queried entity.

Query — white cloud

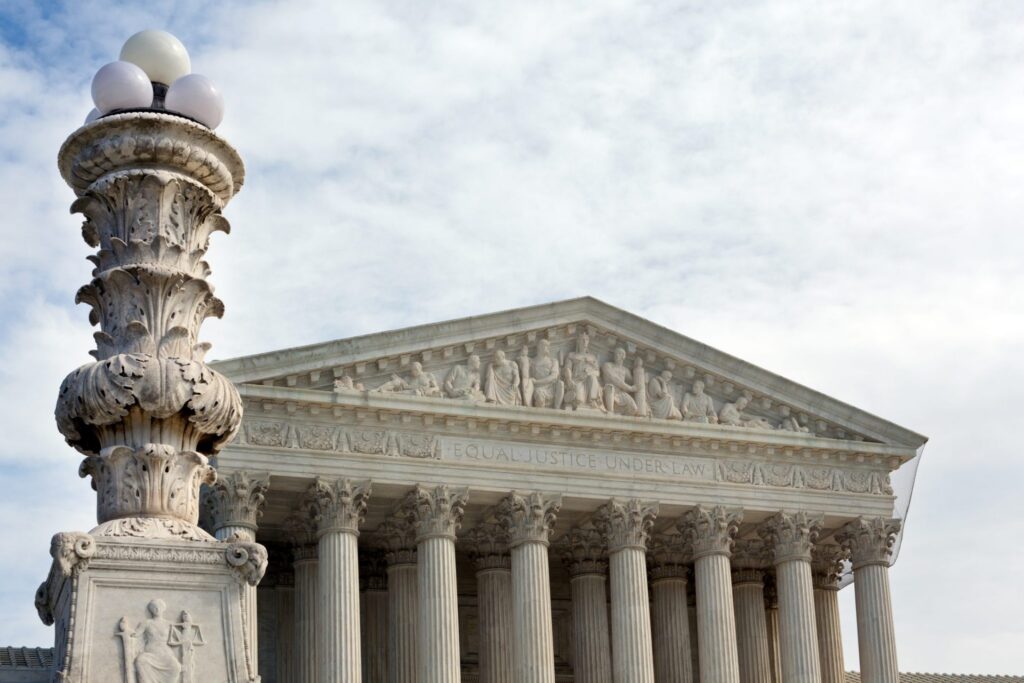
[0,0,1021,673]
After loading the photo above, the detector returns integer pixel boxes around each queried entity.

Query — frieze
[714,460,891,495]
[241,419,442,460]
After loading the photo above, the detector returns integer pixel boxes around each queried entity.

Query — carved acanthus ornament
[373,508,419,566]
[596,498,659,552]
[811,543,847,590]
[55,114,245,536]
[647,533,691,581]
[731,538,770,570]
[558,527,607,577]
[464,523,511,571]
[307,478,371,536]
[359,549,388,591]
[678,505,742,559]
[497,491,562,547]
[759,511,824,564]
[835,517,901,569]
[206,471,270,533]
[411,485,468,542]
[283,508,319,561]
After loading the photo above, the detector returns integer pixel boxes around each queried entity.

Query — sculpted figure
[648,370,682,420]
[374,362,442,397]
[444,354,485,401]
[521,340,565,409]
[562,332,603,411]
[485,349,521,406]
[719,396,775,430]
[168,610,205,683]
[633,357,649,417]
[333,375,365,393]
[682,380,717,423]
[780,415,810,433]
[130,599,181,683]
[601,347,639,416]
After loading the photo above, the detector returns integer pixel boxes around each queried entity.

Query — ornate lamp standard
[36,30,266,683]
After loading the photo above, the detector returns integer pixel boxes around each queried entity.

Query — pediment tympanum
[211,297,926,451]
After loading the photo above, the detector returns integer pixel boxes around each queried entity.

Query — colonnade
[208,474,902,683]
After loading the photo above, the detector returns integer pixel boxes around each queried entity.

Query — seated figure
[601,347,638,416]
[444,354,485,401]
[521,340,565,409]
[719,396,775,430]
[485,349,521,406]
[374,362,442,397]
[648,370,682,420]
[682,380,717,423]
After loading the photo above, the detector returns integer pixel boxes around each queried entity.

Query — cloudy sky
[1,0,1021,673]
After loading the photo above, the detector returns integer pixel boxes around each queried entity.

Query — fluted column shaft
[386,562,418,683]
[814,586,844,683]
[773,559,821,683]
[570,573,613,683]
[318,530,361,683]
[599,499,658,683]
[837,517,901,683]
[363,584,388,683]
[651,574,694,683]
[413,486,468,683]
[294,549,320,683]
[476,561,514,683]
[732,571,772,683]
[679,506,743,683]
[276,583,295,683]
[512,541,557,683]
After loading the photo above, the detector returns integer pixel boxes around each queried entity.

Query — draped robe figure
[719,396,775,430]
[563,332,603,410]
[648,370,682,420]
[601,347,639,415]
[444,354,485,401]
[375,362,442,397]
[521,339,565,409]
[485,349,521,405]
[130,600,181,683]
[682,380,718,423]
[168,610,205,683]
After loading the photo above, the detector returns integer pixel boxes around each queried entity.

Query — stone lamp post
[35,31,266,683]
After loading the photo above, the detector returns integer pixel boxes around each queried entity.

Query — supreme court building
[204,296,926,683]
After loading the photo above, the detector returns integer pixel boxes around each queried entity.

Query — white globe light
[84,108,101,124]
[165,74,224,129]
[119,30,191,85]
[91,61,153,114]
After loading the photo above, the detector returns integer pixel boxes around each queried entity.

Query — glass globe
[84,108,101,124]
[91,61,153,114]
[165,74,224,129]
[119,30,191,86]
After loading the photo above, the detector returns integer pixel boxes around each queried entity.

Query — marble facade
[204,297,926,683]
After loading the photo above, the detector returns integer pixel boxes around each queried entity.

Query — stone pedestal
[837,517,901,683]
[412,485,468,683]
[498,491,562,683]
[36,533,265,683]
[679,505,742,683]
[560,529,612,683]
[598,499,658,683]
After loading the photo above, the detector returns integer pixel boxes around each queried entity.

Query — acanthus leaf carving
[496,491,562,547]
[678,505,742,559]
[595,498,658,552]
[558,527,607,577]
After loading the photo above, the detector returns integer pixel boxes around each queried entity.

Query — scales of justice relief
[115,600,206,683]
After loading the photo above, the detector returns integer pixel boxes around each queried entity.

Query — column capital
[763,573,779,609]
[648,533,691,581]
[731,568,765,586]
[811,543,848,590]
[283,506,318,561]
[835,516,901,569]
[677,505,742,559]
[559,527,608,577]
[206,470,270,533]
[308,477,371,537]
[496,490,562,547]
[596,498,659,552]
[359,548,388,592]
[464,522,511,571]
[374,511,419,566]
[758,510,823,564]
[731,538,771,569]
[412,484,468,542]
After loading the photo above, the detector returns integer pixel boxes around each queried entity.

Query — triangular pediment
[211,297,927,449]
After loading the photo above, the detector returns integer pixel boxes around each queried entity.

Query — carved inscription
[441,437,713,480]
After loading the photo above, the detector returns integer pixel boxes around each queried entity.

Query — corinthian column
[836,517,901,683]
[276,574,296,683]
[466,522,514,683]
[730,540,772,683]
[560,528,612,683]
[759,511,823,683]
[208,470,271,673]
[812,544,847,683]
[597,499,658,683]
[361,549,388,683]
[763,577,782,683]
[497,491,562,683]
[376,511,419,683]
[309,477,371,683]
[412,485,469,683]
[678,505,743,683]
[285,510,321,683]
[648,533,694,683]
